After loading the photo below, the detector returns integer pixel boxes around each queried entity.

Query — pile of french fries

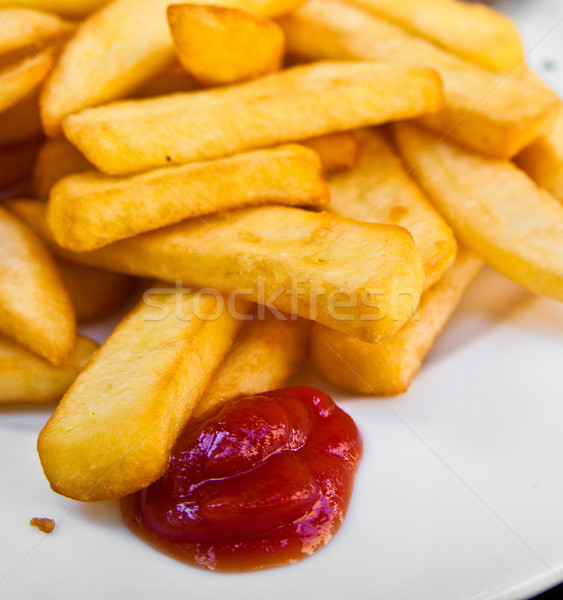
[0,0,562,507]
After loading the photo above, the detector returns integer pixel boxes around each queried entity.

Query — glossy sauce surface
[121,387,362,571]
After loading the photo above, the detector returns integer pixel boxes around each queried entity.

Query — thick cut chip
[0,138,41,190]
[32,137,91,198]
[0,206,75,365]
[279,0,559,159]
[0,1,106,18]
[9,201,425,344]
[0,91,42,146]
[0,334,97,403]
[394,122,563,302]
[57,259,136,322]
[194,311,310,418]
[37,287,244,501]
[311,247,482,395]
[0,46,57,113]
[132,60,199,98]
[515,109,563,205]
[346,0,523,71]
[63,61,443,175]
[39,0,306,136]
[327,128,456,289]
[302,131,359,173]
[168,4,284,86]
[47,144,328,251]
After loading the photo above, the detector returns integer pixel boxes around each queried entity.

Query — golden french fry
[394,122,563,302]
[0,46,57,113]
[0,138,41,190]
[311,247,482,395]
[0,90,42,146]
[131,60,199,98]
[302,131,359,173]
[63,61,443,175]
[515,108,563,205]
[194,311,311,418]
[40,0,307,136]
[0,334,97,403]
[56,259,136,322]
[0,1,106,18]
[47,144,328,251]
[9,201,425,345]
[279,0,559,159]
[346,0,524,71]
[0,8,74,57]
[0,205,75,365]
[327,128,456,289]
[38,287,244,501]
[168,4,284,86]
[32,137,91,198]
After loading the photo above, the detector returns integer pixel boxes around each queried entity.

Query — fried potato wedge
[47,144,328,251]
[327,128,456,289]
[0,8,74,57]
[311,247,482,395]
[394,122,563,302]
[32,137,91,198]
[0,206,75,365]
[0,138,41,190]
[515,108,563,205]
[10,201,425,344]
[63,61,443,175]
[346,0,523,71]
[131,60,199,98]
[0,46,57,113]
[0,334,97,404]
[38,287,244,501]
[40,0,306,136]
[0,90,42,146]
[302,131,359,173]
[0,1,106,18]
[57,259,136,322]
[168,4,284,86]
[279,0,559,159]
[194,312,311,418]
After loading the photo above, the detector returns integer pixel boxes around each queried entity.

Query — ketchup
[121,387,362,571]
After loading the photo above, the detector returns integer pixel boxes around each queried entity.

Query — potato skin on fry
[63,61,444,175]
[0,206,75,365]
[0,334,97,403]
[311,248,482,395]
[394,122,563,302]
[47,144,329,251]
[38,288,244,501]
[168,4,285,86]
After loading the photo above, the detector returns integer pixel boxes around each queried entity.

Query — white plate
[2,2,563,599]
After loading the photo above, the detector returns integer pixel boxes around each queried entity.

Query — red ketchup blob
[121,387,362,571]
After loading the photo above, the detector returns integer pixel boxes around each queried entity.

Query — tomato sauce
[121,387,362,571]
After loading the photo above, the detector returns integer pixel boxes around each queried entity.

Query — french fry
[302,131,359,173]
[515,108,563,205]
[37,287,244,501]
[194,312,311,418]
[9,201,425,344]
[0,46,57,113]
[327,128,456,289]
[56,259,136,322]
[310,247,482,395]
[0,90,42,146]
[279,0,559,159]
[131,60,199,99]
[32,137,91,198]
[0,334,97,404]
[0,8,74,57]
[63,61,444,175]
[394,122,563,302]
[0,205,75,365]
[47,144,329,251]
[0,138,41,190]
[346,0,524,71]
[168,4,285,86]
[0,1,106,18]
[40,0,307,136]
